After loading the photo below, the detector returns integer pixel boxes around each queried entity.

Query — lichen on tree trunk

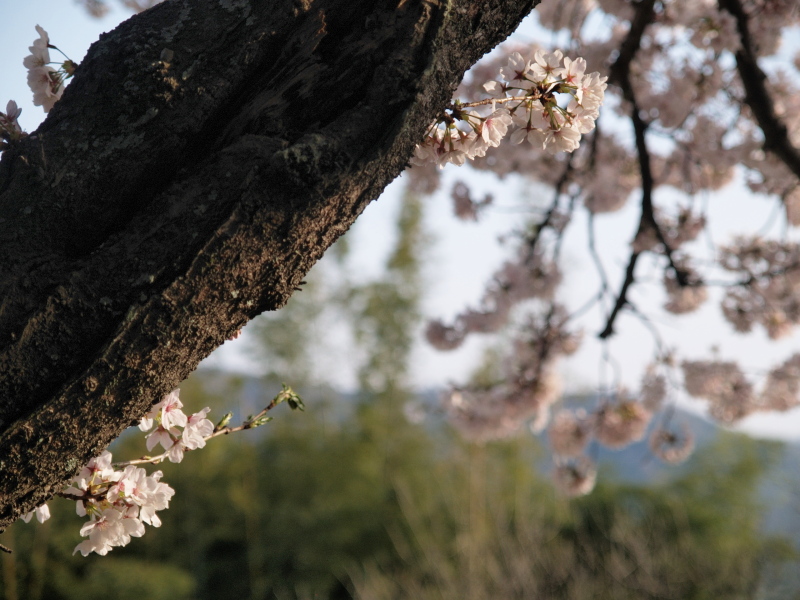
[0,0,537,528]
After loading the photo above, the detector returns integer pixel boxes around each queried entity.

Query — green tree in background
[352,435,797,600]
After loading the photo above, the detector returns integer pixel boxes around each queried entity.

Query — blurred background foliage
[2,191,800,599]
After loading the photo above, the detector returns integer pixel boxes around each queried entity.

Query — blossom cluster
[24,25,76,113]
[426,245,561,351]
[21,446,176,557]
[719,237,800,339]
[552,456,597,497]
[411,50,606,168]
[62,451,175,556]
[545,368,696,496]
[437,306,581,443]
[682,354,800,423]
[20,389,212,556]
[422,334,695,497]
[662,259,708,315]
[648,424,695,465]
[138,389,215,463]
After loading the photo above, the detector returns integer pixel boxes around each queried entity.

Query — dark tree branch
[600,0,694,339]
[719,0,800,180]
[598,249,641,340]
[599,0,655,340]
[608,0,657,87]
[628,90,689,284]
[0,0,538,528]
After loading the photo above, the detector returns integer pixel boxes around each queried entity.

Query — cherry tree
[4,0,800,545]
[0,0,539,529]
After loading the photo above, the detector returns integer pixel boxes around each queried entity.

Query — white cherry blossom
[21,504,51,524]
[556,56,586,86]
[531,49,563,82]
[145,424,179,452]
[182,407,214,450]
[27,66,63,112]
[73,508,145,557]
[23,25,51,69]
[410,49,606,165]
[499,51,534,88]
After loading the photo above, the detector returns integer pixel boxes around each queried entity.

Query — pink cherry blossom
[649,423,695,464]
[552,456,597,496]
[548,410,593,457]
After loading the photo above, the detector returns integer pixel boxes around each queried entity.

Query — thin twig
[599,249,641,339]
[586,212,611,297]
[627,301,667,359]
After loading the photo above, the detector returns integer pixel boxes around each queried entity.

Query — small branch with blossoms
[122,384,304,466]
[410,49,607,169]
[14,385,304,557]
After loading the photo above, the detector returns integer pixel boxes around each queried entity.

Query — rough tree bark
[0,0,538,528]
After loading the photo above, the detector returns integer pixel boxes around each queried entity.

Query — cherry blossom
[499,52,536,90]
[530,48,563,82]
[26,66,64,113]
[649,423,695,465]
[411,49,606,167]
[682,360,756,423]
[21,504,51,524]
[73,508,145,557]
[450,181,493,220]
[425,320,466,350]
[22,26,79,113]
[182,407,214,450]
[138,391,214,463]
[663,260,708,315]
[762,354,800,412]
[479,109,512,146]
[0,100,25,146]
[58,449,176,556]
[145,425,179,452]
[17,383,305,555]
[23,25,51,69]
[594,400,652,449]
[552,456,597,497]
[547,409,593,457]
[640,369,667,411]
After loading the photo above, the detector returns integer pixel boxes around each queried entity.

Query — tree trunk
[0,0,537,528]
